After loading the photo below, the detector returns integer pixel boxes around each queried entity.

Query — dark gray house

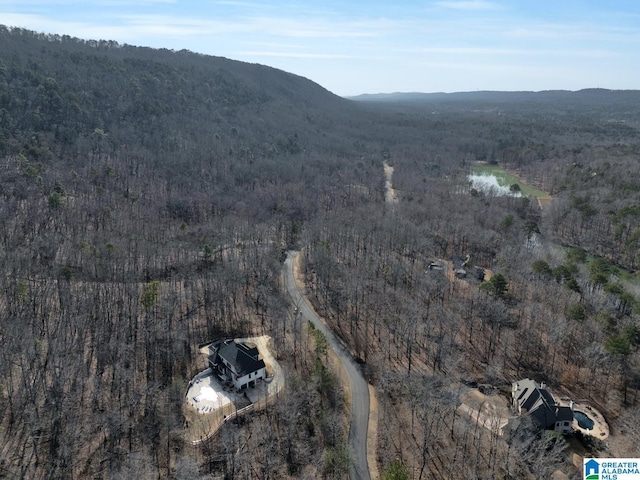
[209,340,266,391]
[512,378,573,435]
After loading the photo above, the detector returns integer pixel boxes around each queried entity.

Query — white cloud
[0,8,404,44]
[0,0,174,4]
[213,0,266,7]
[0,12,76,32]
[251,16,399,38]
[93,0,176,4]
[503,21,640,44]
[435,1,500,11]
[233,51,355,59]
[391,46,621,59]
[117,13,399,39]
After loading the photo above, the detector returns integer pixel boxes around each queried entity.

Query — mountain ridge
[0,24,362,168]
[348,88,640,104]
[0,24,343,109]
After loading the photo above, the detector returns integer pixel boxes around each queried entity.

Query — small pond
[574,410,595,430]
[469,164,551,199]
[468,173,522,197]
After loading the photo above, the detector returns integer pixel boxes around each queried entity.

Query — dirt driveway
[458,388,511,435]
[184,335,284,445]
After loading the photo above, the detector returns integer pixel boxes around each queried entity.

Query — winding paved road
[283,252,371,480]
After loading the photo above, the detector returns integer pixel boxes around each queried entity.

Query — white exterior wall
[554,421,572,435]
[232,367,266,390]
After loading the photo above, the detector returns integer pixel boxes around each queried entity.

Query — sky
[1,0,639,96]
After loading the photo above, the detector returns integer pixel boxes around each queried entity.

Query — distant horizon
[4,23,638,100]
[1,0,638,96]
[346,87,637,97]
[6,22,636,99]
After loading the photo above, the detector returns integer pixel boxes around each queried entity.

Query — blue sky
[1,0,639,96]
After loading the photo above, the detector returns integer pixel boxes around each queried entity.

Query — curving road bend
[283,251,371,480]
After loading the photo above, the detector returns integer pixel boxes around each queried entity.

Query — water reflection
[468,173,522,197]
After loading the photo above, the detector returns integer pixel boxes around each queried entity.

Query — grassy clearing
[471,163,551,199]
[556,243,640,289]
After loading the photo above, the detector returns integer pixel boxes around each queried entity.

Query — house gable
[529,399,556,429]
[208,339,266,390]
[512,378,574,434]
[513,378,538,412]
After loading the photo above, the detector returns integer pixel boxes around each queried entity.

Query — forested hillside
[0,26,382,479]
[2,25,640,480]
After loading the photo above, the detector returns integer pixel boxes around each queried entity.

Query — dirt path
[537,197,553,209]
[458,389,511,436]
[284,251,371,480]
[383,161,398,204]
[367,384,380,480]
[244,335,285,397]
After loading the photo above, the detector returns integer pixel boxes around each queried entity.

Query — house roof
[529,399,557,428]
[513,379,572,429]
[555,406,573,422]
[514,378,538,409]
[209,340,265,377]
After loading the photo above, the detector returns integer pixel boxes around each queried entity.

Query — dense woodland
[1,25,640,479]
